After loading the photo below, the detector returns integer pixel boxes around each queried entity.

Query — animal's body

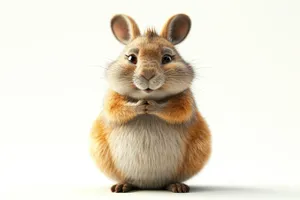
[90,14,211,193]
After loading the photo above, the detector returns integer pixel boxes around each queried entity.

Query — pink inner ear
[113,18,130,41]
[172,18,189,42]
[178,23,188,37]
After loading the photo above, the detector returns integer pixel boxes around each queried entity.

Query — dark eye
[162,54,173,64]
[126,54,137,64]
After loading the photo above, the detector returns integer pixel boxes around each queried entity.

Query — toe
[176,183,182,193]
[181,184,189,193]
[122,183,132,192]
[114,184,123,192]
[110,184,117,192]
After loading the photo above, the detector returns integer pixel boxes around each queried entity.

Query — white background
[0,0,300,199]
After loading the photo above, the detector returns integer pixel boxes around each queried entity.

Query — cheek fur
[119,65,136,77]
[160,62,194,93]
[106,63,137,94]
[162,63,177,71]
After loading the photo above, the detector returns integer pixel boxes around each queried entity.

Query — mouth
[143,88,153,93]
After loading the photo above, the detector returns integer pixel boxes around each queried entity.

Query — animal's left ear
[160,14,191,45]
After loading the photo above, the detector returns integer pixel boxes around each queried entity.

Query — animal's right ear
[111,14,141,45]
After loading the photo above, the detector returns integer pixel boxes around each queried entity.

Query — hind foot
[111,183,134,193]
[166,183,190,193]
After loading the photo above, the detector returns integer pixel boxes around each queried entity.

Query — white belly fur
[108,115,187,188]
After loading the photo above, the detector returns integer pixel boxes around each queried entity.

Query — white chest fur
[108,115,187,188]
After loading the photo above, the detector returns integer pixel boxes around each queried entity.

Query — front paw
[145,100,166,114]
[126,100,167,115]
[126,100,148,115]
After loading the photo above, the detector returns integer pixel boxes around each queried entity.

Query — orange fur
[153,89,194,124]
[138,45,161,59]
[160,15,173,39]
[177,112,211,180]
[104,90,137,124]
[126,15,141,39]
[90,115,123,181]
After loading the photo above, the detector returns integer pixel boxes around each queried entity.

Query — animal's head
[106,14,194,100]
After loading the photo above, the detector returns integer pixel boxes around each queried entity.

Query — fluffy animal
[90,13,211,193]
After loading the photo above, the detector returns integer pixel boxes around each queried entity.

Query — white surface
[2,185,300,200]
[0,0,300,199]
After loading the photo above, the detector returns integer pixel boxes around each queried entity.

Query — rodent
[90,14,211,193]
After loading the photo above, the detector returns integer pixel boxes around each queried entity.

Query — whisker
[104,57,116,62]
[87,64,109,70]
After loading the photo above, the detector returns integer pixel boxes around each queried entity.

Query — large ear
[110,14,141,45]
[160,14,191,45]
